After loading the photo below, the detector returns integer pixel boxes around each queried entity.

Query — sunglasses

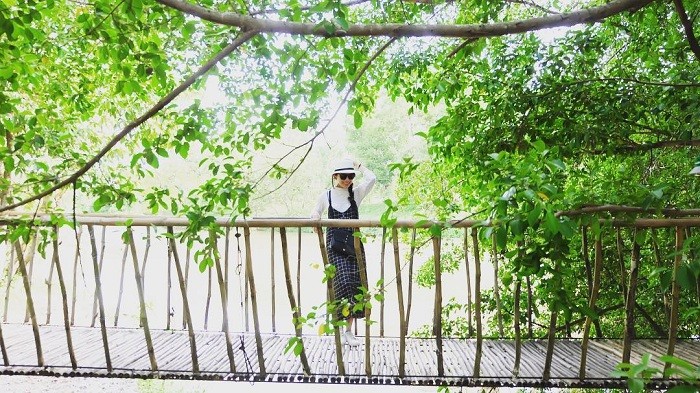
[337,173,355,180]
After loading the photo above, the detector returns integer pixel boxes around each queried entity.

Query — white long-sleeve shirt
[310,166,376,219]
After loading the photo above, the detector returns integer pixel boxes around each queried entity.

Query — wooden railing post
[270,227,276,333]
[664,226,683,377]
[392,227,407,377]
[112,243,129,327]
[471,228,482,377]
[167,227,199,374]
[13,241,43,367]
[492,234,503,337]
[87,225,111,372]
[51,226,76,369]
[622,229,641,364]
[579,234,602,380]
[463,229,473,337]
[127,227,158,372]
[315,227,345,375]
[3,241,14,323]
[354,228,372,376]
[379,227,386,337]
[243,226,266,377]
[432,233,444,377]
[513,240,524,377]
[89,226,106,327]
[70,226,82,326]
[543,261,561,381]
[209,229,236,373]
[279,227,311,375]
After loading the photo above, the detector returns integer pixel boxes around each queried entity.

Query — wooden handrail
[0,214,699,384]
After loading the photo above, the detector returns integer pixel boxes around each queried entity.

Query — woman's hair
[347,183,358,211]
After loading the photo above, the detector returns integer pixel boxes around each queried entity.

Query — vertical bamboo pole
[579,235,602,380]
[0,243,7,362]
[166,237,172,330]
[582,226,592,298]
[183,246,191,330]
[379,227,386,337]
[13,241,43,366]
[471,228,482,377]
[622,229,640,364]
[70,226,82,326]
[464,229,473,337]
[167,227,199,374]
[45,239,55,325]
[225,226,230,293]
[392,227,407,377]
[542,260,561,381]
[492,234,503,337]
[513,277,522,377]
[223,227,230,332]
[140,226,151,291]
[139,227,152,330]
[270,228,276,333]
[279,227,311,375]
[582,226,602,336]
[87,225,112,371]
[664,226,683,377]
[3,242,14,322]
[23,234,38,324]
[526,276,533,338]
[52,225,77,369]
[0,322,7,366]
[296,227,302,312]
[113,243,129,327]
[353,229,372,376]
[210,230,236,373]
[651,228,671,325]
[315,227,345,375]
[616,227,629,301]
[512,240,524,377]
[127,227,158,371]
[204,266,212,330]
[405,228,416,335]
[432,233,444,377]
[88,225,104,327]
[243,226,266,377]
[90,226,106,327]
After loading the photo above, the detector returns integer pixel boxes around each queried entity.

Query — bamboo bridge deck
[2,323,697,389]
[0,213,699,389]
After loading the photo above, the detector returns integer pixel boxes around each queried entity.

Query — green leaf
[353,110,363,128]
[544,211,559,235]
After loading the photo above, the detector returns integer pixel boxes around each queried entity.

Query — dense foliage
[2,0,700,385]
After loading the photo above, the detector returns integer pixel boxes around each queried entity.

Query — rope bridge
[0,214,697,389]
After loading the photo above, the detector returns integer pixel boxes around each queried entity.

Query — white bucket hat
[331,158,357,175]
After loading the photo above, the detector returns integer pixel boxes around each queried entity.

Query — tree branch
[673,0,700,61]
[251,37,398,199]
[155,0,654,38]
[0,30,259,214]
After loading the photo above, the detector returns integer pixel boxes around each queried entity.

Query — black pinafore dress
[326,190,366,319]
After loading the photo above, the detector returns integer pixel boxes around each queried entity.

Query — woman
[310,157,376,346]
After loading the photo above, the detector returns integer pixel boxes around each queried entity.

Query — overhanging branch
[0,30,260,214]
[155,0,654,38]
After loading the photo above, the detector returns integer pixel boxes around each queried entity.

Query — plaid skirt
[327,232,366,320]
